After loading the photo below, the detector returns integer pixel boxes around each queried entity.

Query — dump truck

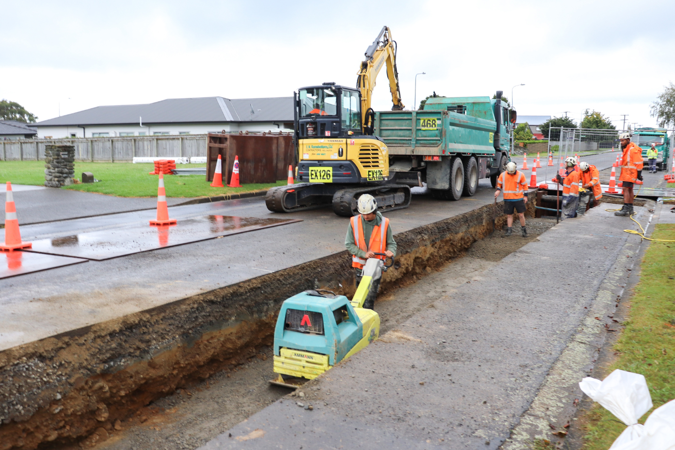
[633,127,671,171]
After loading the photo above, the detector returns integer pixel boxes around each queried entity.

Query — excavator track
[332,184,411,217]
[265,184,333,213]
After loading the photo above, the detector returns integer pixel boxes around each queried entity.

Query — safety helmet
[579,162,590,171]
[505,161,517,174]
[357,194,377,214]
[618,132,631,140]
[651,143,656,147]
[565,157,577,168]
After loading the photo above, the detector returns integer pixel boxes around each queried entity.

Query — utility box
[81,172,94,183]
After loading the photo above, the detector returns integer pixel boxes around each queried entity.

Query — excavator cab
[296,83,362,139]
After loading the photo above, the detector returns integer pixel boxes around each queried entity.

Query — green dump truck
[375,92,514,200]
[633,127,671,171]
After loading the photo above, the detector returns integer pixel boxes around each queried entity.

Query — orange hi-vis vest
[496,171,528,200]
[563,169,581,197]
[619,142,644,183]
[581,165,602,201]
[351,214,389,269]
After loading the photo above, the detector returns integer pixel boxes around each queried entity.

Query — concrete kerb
[0,198,524,450]
[502,203,655,449]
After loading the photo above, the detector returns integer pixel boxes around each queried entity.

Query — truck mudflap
[272,348,331,382]
[331,184,411,217]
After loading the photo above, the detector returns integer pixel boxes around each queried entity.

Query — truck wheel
[490,154,508,188]
[430,156,464,201]
[463,157,478,196]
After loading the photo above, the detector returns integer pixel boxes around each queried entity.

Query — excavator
[265,26,415,217]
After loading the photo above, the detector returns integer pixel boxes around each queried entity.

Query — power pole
[620,114,628,131]
[563,111,570,118]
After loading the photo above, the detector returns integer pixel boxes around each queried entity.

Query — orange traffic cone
[211,154,224,187]
[548,153,554,166]
[228,155,242,188]
[529,164,538,188]
[1,182,32,252]
[150,173,177,226]
[559,157,565,177]
[521,153,529,170]
[536,153,542,168]
[606,165,619,194]
[287,165,294,185]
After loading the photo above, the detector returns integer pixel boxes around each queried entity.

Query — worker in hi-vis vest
[615,132,643,217]
[345,194,397,310]
[647,143,658,174]
[578,161,602,215]
[555,157,582,220]
[495,161,529,237]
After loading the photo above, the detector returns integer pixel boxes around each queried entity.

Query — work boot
[627,204,634,216]
[503,227,512,237]
[614,204,630,216]
[521,227,528,237]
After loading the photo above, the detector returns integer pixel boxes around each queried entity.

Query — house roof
[32,97,294,127]
[516,115,551,126]
[0,120,38,135]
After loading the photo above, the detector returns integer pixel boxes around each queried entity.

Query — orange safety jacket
[619,142,644,183]
[350,214,390,269]
[496,171,528,200]
[581,165,602,201]
[562,169,581,197]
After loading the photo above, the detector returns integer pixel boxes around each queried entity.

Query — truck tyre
[490,154,508,188]
[430,156,464,201]
[463,157,478,197]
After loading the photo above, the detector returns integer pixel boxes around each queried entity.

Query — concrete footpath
[200,204,656,449]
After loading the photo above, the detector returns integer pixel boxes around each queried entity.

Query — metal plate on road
[0,251,87,280]
[26,215,302,261]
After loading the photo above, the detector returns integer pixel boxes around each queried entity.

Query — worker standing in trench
[578,161,602,215]
[615,132,643,217]
[494,161,529,237]
[345,194,396,310]
[553,157,582,220]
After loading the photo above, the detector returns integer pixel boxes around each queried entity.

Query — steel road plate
[0,251,87,280]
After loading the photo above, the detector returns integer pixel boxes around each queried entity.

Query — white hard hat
[579,162,590,171]
[618,132,631,140]
[565,157,577,167]
[357,194,377,214]
[505,161,517,174]
[651,143,656,147]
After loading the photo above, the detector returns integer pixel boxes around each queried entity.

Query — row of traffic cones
[210,154,243,188]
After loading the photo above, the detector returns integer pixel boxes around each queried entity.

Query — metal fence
[547,127,620,154]
[0,135,207,162]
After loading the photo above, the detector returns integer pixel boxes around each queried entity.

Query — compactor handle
[373,253,395,271]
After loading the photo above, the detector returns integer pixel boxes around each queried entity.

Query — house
[516,115,551,140]
[0,121,37,140]
[30,97,294,138]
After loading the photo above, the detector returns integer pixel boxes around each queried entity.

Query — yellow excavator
[266,26,415,216]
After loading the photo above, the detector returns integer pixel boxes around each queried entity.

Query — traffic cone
[559,157,565,177]
[548,153,554,166]
[529,164,538,188]
[1,182,32,252]
[521,153,529,170]
[287,165,294,185]
[227,155,242,188]
[536,153,542,168]
[210,155,224,187]
[150,173,177,226]
[575,154,580,164]
[606,165,619,194]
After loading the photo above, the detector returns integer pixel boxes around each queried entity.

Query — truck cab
[273,290,380,381]
[634,128,670,171]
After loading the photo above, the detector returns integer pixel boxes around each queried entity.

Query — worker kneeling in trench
[345,194,397,310]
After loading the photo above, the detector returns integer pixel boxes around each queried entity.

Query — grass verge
[581,223,675,449]
[0,161,285,198]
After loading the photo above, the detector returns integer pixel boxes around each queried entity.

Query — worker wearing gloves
[647,143,658,174]
[578,161,602,215]
[554,157,582,220]
[615,132,643,217]
[494,161,529,237]
[345,194,396,310]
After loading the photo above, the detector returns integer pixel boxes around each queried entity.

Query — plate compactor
[269,254,393,389]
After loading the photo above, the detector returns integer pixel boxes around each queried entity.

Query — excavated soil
[0,201,541,450]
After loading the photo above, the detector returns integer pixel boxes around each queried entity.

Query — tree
[514,122,533,141]
[539,116,577,141]
[580,109,615,129]
[0,100,38,123]
[491,94,509,106]
[651,82,675,128]
[418,92,445,110]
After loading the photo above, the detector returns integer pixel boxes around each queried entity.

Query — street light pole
[511,84,524,154]
[414,72,426,110]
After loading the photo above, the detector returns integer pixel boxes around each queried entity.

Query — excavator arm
[357,26,405,134]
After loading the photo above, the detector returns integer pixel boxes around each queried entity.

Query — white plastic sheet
[579,369,675,449]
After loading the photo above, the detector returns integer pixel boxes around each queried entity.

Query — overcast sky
[2,0,673,130]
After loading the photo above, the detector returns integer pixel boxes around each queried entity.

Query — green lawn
[0,161,286,198]
[581,224,675,449]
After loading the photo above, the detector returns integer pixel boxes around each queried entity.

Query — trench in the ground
[1,200,549,450]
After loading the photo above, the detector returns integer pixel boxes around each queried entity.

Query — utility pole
[619,114,628,131]
[563,111,570,118]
